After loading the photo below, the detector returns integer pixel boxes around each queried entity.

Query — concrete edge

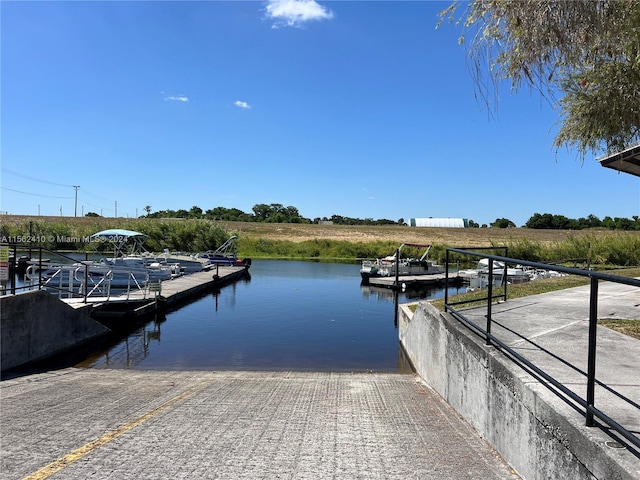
[1,290,112,372]
[398,302,638,480]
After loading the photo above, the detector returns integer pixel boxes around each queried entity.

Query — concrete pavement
[1,369,519,480]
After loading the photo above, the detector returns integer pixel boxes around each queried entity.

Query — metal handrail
[444,247,640,453]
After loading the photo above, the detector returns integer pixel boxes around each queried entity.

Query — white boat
[41,260,174,293]
[360,243,444,283]
[469,259,530,289]
[38,229,179,294]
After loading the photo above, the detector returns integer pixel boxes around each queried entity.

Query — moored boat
[360,243,444,284]
[197,235,251,267]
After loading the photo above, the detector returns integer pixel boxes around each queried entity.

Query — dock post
[395,248,399,288]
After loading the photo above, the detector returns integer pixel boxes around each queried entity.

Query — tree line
[85,204,640,231]
[137,203,401,226]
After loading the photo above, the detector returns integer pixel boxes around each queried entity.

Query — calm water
[73,260,459,372]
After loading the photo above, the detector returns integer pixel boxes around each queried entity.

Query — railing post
[11,244,17,295]
[503,247,508,302]
[84,263,89,303]
[444,249,450,312]
[38,247,43,291]
[486,259,493,345]
[586,276,599,426]
[395,248,400,288]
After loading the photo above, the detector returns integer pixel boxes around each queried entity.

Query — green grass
[420,267,640,314]
[417,267,640,341]
[598,319,640,340]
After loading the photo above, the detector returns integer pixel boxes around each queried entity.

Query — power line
[1,168,73,188]
[77,196,114,211]
[0,186,73,199]
[2,167,116,211]
[80,188,111,202]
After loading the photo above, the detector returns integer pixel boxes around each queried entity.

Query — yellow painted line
[23,384,205,480]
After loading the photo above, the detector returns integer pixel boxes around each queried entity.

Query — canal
[50,260,461,372]
[75,260,463,372]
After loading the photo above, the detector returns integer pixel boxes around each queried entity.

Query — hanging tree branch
[440,0,640,160]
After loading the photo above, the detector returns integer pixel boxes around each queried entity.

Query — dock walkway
[63,265,249,319]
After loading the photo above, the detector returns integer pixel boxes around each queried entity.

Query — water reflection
[77,314,166,368]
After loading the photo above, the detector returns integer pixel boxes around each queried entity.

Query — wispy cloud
[265,0,334,28]
[163,93,189,102]
[234,100,251,109]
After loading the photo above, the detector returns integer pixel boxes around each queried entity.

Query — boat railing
[25,262,153,303]
[1,244,154,303]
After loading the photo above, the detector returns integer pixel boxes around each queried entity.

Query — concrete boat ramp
[1,369,519,480]
[62,265,250,325]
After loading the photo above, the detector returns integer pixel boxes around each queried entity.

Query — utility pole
[73,186,80,217]
[115,201,118,218]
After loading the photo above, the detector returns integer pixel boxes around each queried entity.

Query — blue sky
[2,1,638,227]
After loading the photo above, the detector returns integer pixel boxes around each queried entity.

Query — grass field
[3,215,640,265]
[2,215,631,245]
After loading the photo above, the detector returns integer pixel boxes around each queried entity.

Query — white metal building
[409,218,468,228]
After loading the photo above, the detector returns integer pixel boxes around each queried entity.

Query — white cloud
[234,100,251,109]
[265,0,334,28]
[164,94,189,102]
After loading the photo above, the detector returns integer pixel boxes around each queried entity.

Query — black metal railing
[444,247,640,454]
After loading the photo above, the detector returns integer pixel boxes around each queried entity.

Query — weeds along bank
[2,216,640,266]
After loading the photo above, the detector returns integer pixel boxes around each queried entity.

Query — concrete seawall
[398,301,638,480]
[1,290,111,372]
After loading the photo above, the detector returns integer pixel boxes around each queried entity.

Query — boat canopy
[90,229,149,240]
[398,243,432,262]
[90,229,150,257]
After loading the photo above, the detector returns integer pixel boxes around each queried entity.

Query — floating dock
[63,264,250,329]
[364,272,470,290]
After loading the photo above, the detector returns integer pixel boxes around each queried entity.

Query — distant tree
[205,207,251,221]
[85,212,100,217]
[575,214,602,229]
[525,213,554,229]
[375,219,396,225]
[441,1,640,158]
[188,206,203,219]
[252,204,272,221]
[330,214,346,225]
[468,219,479,228]
[551,214,573,229]
[144,205,152,216]
[398,218,405,225]
[491,218,516,228]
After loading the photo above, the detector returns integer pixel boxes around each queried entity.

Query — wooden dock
[63,265,250,328]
